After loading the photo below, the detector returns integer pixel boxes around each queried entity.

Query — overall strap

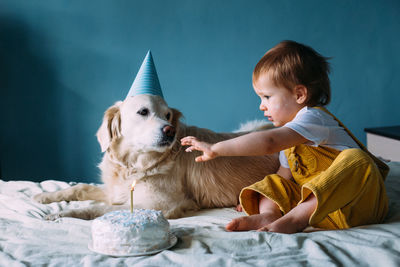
[315,107,390,180]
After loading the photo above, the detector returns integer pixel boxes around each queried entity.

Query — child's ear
[294,85,308,104]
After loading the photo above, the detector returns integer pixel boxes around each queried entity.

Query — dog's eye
[137,108,149,116]
[166,112,171,120]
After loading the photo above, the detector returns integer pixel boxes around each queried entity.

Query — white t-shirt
[279,107,359,168]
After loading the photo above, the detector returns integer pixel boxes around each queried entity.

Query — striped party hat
[126,50,164,98]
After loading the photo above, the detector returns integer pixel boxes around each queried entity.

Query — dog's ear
[96,101,122,152]
[171,108,182,127]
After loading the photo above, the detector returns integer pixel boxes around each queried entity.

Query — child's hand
[180,136,218,162]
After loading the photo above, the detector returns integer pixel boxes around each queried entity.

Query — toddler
[181,40,388,234]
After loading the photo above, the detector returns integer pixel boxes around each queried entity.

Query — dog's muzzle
[159,125,176,146]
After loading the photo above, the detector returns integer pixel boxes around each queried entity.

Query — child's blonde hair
[253,40,331,106]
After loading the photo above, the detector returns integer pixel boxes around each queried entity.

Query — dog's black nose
[162,125,176,137]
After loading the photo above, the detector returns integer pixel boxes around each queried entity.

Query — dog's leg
[44,204,128,221]
[34,184,107,204]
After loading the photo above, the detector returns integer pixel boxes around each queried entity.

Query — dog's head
[96,94,182,153]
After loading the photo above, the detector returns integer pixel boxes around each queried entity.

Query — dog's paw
[43,213,62,221]
[33,192,55,204]
[163,208,185,219]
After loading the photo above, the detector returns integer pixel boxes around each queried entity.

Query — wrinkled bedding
[1,161,400,266]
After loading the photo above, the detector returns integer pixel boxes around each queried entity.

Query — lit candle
[130,180,137,213]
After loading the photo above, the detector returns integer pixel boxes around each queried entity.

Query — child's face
[253,73,306,127]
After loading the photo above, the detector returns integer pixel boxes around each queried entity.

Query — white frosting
[91,209,170,254]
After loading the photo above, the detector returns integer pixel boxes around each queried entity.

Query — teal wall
[1,0,399,182]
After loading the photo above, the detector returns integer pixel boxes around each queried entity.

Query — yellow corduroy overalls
[239,108,389,230]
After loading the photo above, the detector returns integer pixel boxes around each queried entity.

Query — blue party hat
[126,51,164,98]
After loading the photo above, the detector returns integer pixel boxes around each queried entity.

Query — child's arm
[181,127,308,162]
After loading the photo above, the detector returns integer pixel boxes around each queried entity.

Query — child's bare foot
[259,219,306,233]
[257,206,312,234]
[226,211,281,231]
[257,193,318,234]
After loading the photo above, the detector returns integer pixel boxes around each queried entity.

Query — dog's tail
[233,119,274,133]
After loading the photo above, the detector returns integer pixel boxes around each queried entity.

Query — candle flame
[131,180,137,190]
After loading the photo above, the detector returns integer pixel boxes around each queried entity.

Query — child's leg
[239,174,302,216]
[235,204,242,212]
[302,148,388,228]
[226,174,302,231]
[226,194,282,231]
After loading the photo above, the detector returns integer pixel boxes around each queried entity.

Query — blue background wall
[1,0,399,183]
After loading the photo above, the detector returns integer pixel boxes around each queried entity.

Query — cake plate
[88,233,178,257]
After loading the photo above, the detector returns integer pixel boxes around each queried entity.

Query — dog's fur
[34,95,280,219]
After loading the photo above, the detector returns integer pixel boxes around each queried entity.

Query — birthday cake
[91,209,172,255]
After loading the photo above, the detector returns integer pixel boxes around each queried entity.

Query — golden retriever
[34,94,279,219]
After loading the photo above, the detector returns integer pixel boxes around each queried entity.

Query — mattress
[0,161,399,266]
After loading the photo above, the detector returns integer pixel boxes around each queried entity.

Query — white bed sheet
[1,161,400,266]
